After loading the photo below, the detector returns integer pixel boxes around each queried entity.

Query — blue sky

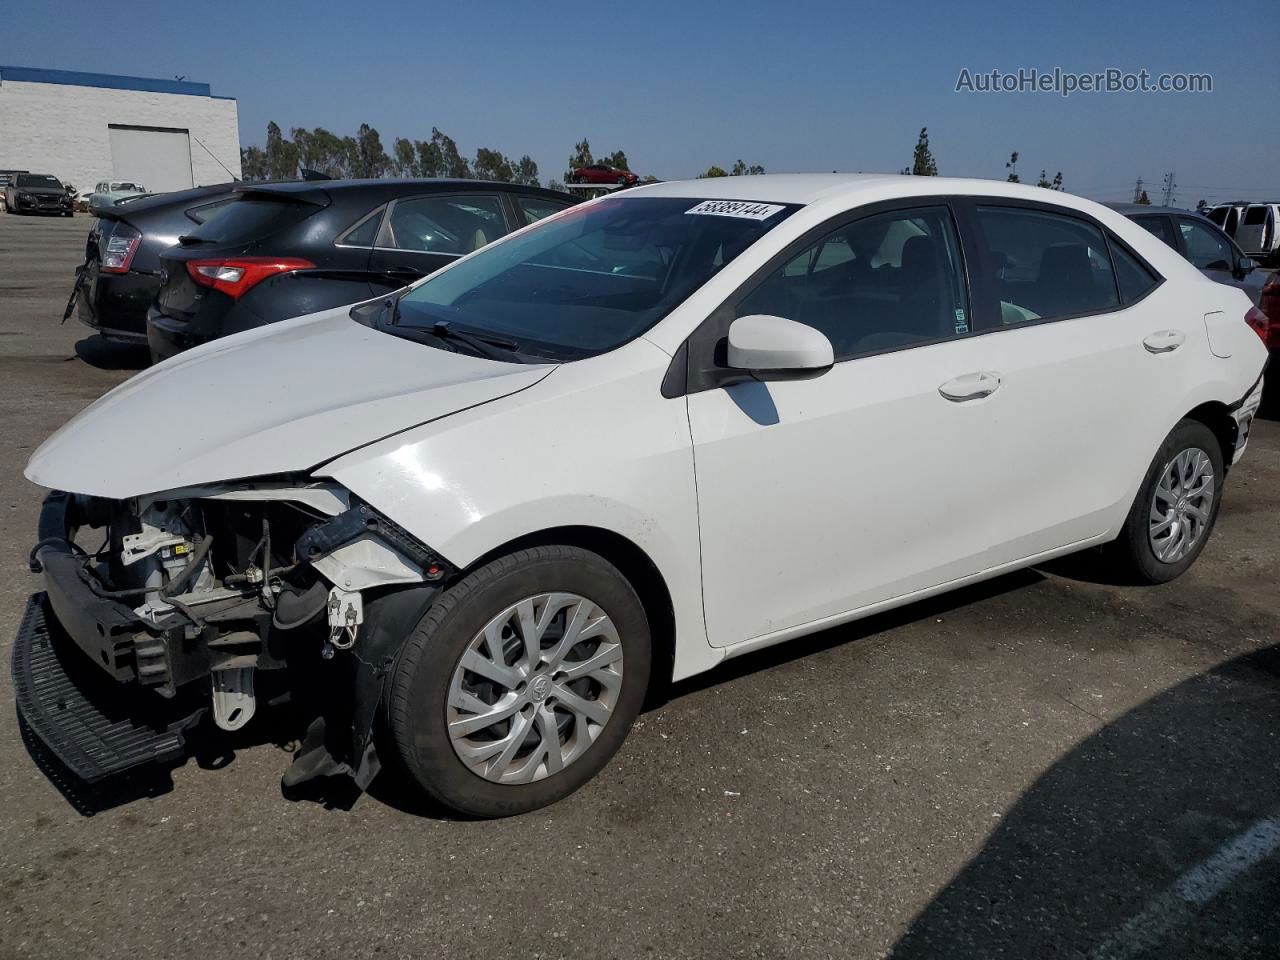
[9,0,1277,204]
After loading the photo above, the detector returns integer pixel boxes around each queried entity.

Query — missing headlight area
[21,482,451,789]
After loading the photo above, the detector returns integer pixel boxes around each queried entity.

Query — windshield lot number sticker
[685,200,786,220]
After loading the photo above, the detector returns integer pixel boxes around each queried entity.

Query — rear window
[185,197,235,225]
[186,196,319,244]
[1243,206,1268,225]
[16,174,61,189]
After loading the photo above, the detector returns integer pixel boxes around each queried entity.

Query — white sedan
[20,175,1268,816]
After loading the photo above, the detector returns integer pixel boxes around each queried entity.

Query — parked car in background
[1234,202,1279,265]
[1206,202,1246,237]
[18,176,1267,816]
[1112,204,1269,316]
[68,183,243,344]
[147,179,577,362]
[0,168,29,208]
[4,173,73,216]
[569,163,639,186]
[88,180,148,216]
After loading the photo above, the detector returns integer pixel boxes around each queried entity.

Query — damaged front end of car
[16,480,452,791]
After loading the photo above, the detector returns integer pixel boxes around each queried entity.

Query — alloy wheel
[446,592,624,784]
[1148,446,1215,563]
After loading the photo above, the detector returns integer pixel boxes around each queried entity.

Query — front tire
[1108,419,1224,583]
[388,545,651,817]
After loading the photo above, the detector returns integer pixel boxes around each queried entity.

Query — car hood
[26,307,555,499]
[17,187,64,197]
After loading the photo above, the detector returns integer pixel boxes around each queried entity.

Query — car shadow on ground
[73,335,149,371]
[886,643,1280,959]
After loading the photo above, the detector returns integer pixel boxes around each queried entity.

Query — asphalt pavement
[1,213,1277,959]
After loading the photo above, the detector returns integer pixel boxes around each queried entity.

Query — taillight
[100,222,141,273]
[1244,305,1270,344]
[185,257,315,300]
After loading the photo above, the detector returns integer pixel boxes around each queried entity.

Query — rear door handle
[939,371,1002,402]
[1143,329,1185,353]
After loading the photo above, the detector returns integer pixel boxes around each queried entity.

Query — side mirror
[727,314,833,380]
[1237,255,1255,275]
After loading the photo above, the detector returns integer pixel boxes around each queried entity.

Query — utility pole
[1133,177,1144,203]
[1161,172,1177,207]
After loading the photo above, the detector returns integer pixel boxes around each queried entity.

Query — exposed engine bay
[25,481,451,788]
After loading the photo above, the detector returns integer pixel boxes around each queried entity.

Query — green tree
[391,137,417,177]
[603,149,629,171]
[1136,190,1151,205]
[1051,171,1064,191]
[239,146,268,181]
[264,121,297,180]
[1195,199,1208,213]
[1037,169,1052,189]
[1005,151,1019,183]
[350,123,389,179]
[473,147,515,182]
[512,155,540,186]
[432,127,470,178]
[909,127,938,176]
[546,179,567,193]
[730,160,765,176]
[292,127,349,178]
[414,138,442,178]
[568,138,593,174]
[699,166,729,178]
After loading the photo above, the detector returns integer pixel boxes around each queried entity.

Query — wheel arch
[464,525,677,698]
[1182,400,1237,472]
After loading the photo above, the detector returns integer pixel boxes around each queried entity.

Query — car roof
[627,173,1145,217]
[1105,203,1200,217]
[238,178,575,205]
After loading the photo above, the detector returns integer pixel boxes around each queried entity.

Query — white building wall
[0,79,240,194]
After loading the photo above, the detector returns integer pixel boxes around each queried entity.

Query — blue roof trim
[0,65,221,98]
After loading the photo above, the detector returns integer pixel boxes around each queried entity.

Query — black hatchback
[148,179,577,362]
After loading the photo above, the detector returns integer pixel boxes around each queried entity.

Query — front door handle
[939,371,1002,402]
[1143,329,1185,353]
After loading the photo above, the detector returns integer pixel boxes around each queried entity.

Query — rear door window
[382,194,505,255]
[187,196,320,244]
[1243,206,1267,226]
[1132,215,1176,249]
[185,197,235,225]
[974,206,1120,323]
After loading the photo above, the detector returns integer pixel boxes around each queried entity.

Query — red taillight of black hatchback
[185,257,315,300]
[99,223,141,273]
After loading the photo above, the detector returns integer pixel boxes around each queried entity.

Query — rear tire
[1107,419,1224,584]
[388,545,650,817]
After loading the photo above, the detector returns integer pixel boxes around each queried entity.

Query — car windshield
[393,196,798,361]
[16,175,61,189]
[114,182,143,192]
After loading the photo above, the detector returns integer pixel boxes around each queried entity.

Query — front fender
[318,342,719,681]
